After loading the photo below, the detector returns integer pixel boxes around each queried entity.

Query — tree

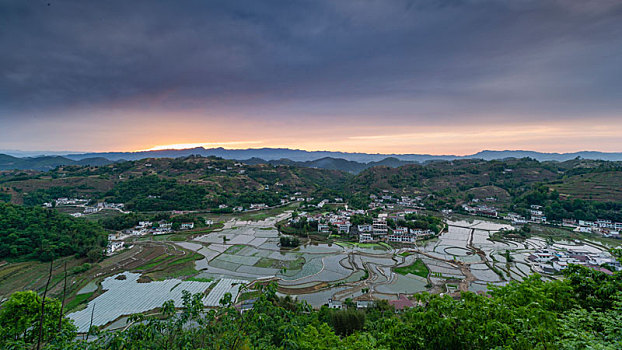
[86,247,103,262]
[0,291,76,348]
[0,203,107,261]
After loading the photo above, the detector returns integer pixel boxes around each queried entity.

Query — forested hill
[244,156,416,174]
[5,147,622,172]
[345,157,622,220]
[0,156,350,210]
[0,153,112,171]
[0,203,107,261]
[2,155,622,219]
[57,147,622,162]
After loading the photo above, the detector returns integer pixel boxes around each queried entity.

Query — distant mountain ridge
[1,148,622,172]
[0,154,112,171]
[61,147,622,163]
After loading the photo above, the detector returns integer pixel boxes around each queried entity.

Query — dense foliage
[0,203,107,261]
[107,175,209,211]
[400,214,443,233]
[0,291,76,348]
[0,191,10,202]
[22,187,78,206]
[280,216,319,236]
[2,263,620,349]
[279,235,301,248]
[514,184,622,221]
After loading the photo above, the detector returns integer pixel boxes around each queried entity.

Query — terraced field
[551,171,622,201]
[53,211,616,332]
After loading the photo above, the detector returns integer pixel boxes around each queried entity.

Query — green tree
[0,291,76,348]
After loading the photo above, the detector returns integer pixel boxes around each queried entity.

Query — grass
[225,244,245,254]
[136,254,174,270]
[163,265,199,279]
[65,291,93,313]
[138,251,202,280]
[399,252,413,257]
[238,290,262,302]
[551,171,622,202]
[394,259,429,278]
[141,233,187,242]
[254,258,278,268]
[167,253,202,266]
[285,257,305,270]
[149,264,199,280]
[379,242,392,249]
[254,257,305,270]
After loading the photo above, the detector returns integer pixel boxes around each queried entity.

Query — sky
[1,0,622,155]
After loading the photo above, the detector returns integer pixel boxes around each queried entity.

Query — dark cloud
[1,0,622,123]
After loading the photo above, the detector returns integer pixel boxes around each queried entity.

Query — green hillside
[0,203,107,261]
[0,156,350,210]
[551,171,622,202]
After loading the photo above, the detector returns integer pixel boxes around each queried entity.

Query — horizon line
[2,146,621,159]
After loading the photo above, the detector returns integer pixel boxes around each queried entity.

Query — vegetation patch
[64,291,94,313]
[394,259,429,278]
[0,202,107,262]
[238,290,262,302]
[225,244,245,255]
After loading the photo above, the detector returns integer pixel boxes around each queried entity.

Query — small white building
[328,299,343,309]
[359,233,374,243]
[358,224,373,233]
[180,222,195,230]
[318,224,330,233]
[138,221,153,228]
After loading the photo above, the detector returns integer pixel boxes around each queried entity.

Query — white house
[180,222,195,230]
[359,233,374,243]
[318,224,330,233]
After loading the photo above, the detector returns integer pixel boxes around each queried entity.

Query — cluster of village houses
[291,207,435,244]
[44,198,128,217]
[461,201,622,239]
[105,219,214,255]
[564,219,622,238]
[528,245,621,275]
[367,192,427,211]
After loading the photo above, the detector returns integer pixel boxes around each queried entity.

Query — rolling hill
[3,147,619,164]
[0,154,113,171]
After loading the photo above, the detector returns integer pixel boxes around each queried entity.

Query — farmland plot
[68,273,216,332]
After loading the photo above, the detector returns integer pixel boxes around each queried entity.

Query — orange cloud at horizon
[4,107,622,155]
[135,121,622,156]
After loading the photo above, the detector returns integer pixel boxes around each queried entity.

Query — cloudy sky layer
[1,0,621,154]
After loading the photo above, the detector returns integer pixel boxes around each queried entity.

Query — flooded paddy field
[183,215,613,306]
[72,211,614,319]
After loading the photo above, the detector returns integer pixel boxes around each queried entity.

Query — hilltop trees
[107,175,209,211]
[0,203,107,261]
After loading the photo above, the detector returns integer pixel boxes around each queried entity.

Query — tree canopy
[0,203,107,261]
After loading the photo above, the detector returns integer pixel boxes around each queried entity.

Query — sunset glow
[141,141,264,152]
[1,1,621,155]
